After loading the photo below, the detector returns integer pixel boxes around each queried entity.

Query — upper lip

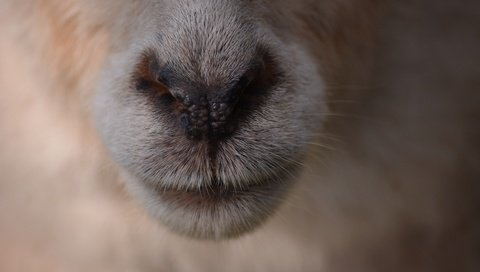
[148,176,286,205]
[154,181,266,197]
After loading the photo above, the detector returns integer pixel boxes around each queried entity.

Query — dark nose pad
[171,62,263,140]
[176,94,211,140]
[173,92,242,140]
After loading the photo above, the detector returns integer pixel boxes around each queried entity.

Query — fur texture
[0,0,479,271]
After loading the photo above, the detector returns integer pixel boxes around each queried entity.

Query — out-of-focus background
[0,0,479,271]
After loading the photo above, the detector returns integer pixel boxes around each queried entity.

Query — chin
[124,169,294,240]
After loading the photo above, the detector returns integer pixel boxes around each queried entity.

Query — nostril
[134,54,172,98]
[227,60,265,101]
[210,59,265,113]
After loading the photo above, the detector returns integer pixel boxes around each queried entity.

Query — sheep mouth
[154,181,278,207]
[141,173,294,239]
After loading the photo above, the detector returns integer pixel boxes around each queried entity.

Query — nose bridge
[173,1,256,85]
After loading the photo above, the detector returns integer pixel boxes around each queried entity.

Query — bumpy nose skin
[177,95,210,140]
[209,100,236,137]
[167,61,263,141]
[175,88,242,141]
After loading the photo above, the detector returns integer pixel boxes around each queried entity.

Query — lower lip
[135,175,294,239]
[155,183,269,208]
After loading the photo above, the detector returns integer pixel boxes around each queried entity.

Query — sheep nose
[169,63,264,141]
[133,53,272,141]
